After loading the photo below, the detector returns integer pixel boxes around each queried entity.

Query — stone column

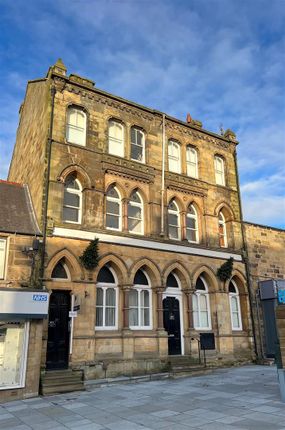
[154,286,168,357]
[154,287,165,330]
[122,285,131,329]
[184,288,196,355]
[181,210,187,240]
[121,285,134,359]
[122,198,129,232]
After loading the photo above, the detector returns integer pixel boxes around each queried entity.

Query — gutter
[160,114,166,236]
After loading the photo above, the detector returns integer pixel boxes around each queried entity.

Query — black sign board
[200,333,215,350]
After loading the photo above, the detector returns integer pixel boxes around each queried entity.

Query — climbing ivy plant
[79,238,100,270]
[217,257,234,282]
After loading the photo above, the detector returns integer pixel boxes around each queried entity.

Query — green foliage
[217,257,234,282]
[79,238,99,270]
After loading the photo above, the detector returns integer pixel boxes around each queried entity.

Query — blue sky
[0,0,284,228]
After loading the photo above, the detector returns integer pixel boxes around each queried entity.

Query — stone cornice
[102,154,155,184]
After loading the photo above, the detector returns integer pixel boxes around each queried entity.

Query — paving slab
[0,365,285,429]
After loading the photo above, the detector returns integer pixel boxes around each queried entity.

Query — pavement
[0,365,285,430]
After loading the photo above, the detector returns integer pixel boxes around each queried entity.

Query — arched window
[131,127,145,163]
[51,259,70,280]
[106,186,121,231]
[186,204,199,243]
[214,156,225,186]
[66,107,86,146]
[186,147,198,178]
[168,140,181,173]
[96,265,118,329]
[193,276,211,329]
[63,174,82,223]
[129,269,152,329]
[168,200,180,240]
[128,191,143,235]
[166,272,179,288]
[218,211,227,248]
[229,279,242,330]
[108,120,124,157]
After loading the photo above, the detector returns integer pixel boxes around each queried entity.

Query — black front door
[46,291,70,370]
[163,296,181,355]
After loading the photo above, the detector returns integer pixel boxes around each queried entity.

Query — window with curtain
[193,276,211,329]
[229,280,242,330]
[66,107,86,146]
[96,266,117,329]
[129,269,151,329]
[131,127,145,162]
[128,191,143,234]
[63,174,82,223]
[0,238,7,279]
[168,200,180,240]
[168,140,181,173]
[214,156,225,186]
[218,211,227,248]
[186,204,199,243]
[186,147,198,178]
[106,186,121,230]
[108,120,124,157]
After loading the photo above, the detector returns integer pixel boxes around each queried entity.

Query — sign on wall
[0,289,50,319]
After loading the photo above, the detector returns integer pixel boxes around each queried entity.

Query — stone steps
[40,369,85,396]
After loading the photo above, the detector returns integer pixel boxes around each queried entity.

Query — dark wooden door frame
[163,295,182,355]
[46,290,71,370]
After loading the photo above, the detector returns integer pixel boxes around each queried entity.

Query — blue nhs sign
[33,294,48,302]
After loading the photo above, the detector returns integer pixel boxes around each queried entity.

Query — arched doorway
[163,272,183,355]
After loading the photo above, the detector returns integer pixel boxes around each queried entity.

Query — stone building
[0,180,48,401]
[8,59,256,383]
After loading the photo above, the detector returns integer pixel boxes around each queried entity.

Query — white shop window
[0,238,7,279]
[0,321,29,390]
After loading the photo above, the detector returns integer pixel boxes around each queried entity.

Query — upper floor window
[66,107,86,146]
[128,191,143,235]
[168,200,181,240]
[193,276,211,330]
[96,265,118,329]
[108,120,124,157]
[63,174,82,224]
[131,127,145,163]
[129,269,152,329]
[106,186,121,231]
[214,156,225,186]
[0,238,7,279]
[186,147,198,178]
[218,211,227,248]
[168,140,181,173]
[186,204,199,243]
[229,280,242,331]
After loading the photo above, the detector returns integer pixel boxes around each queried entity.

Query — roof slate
[0,181,41,235]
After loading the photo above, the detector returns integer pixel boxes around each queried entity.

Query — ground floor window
[0,321,29,390]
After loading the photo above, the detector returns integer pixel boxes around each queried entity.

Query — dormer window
[66,107,86,146]
[131,127,145,163]
[108,120,124,157]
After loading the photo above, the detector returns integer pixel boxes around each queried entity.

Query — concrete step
[41,382,85,396]
[40,370,85,396]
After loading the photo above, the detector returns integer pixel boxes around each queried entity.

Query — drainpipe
[233,149,258,359]
[160,114,166,236]
[40,84,56,286]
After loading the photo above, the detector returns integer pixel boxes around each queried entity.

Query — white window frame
[229,280,242,331]
[106,186,122,231]
[168,200,181,240]
[128,191,144,235]
[193,276,212,330]
[108,120,124,158]
[95,266,118,330]
[130,271,152,330]
[186,204,199,243]
[218,211,228,248]
[0,238,7,280]
[186,147,198,178]
[0,321,29,390]
[63,177,82,225]
[131,127,145,163]
[215,156,225,186]
[168,140,181,174]
[66,107,87,146]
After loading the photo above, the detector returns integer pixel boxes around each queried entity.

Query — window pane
[169,226,179,239]
[200,294,207,311]
[106,288,115,306]
[142,290,149,307]
[142,308,150,326]
[192,294,198,311]
[0,239,6,279]
[96,288,103,306]
[129,308,138,326]
[186,217,196,229]
[128,218,142,233]
[131,144,143,161]
[200,311,209,328]
[129,290,138,306]
[65,175,79,189]
[231,296,238,312]
[193,310,199,328]
[106,214,119,229]
[128,205,141,219]
[168,214,178,226]
[51,261,68,279]
[63,207,79,222]
[64,191,79,207]
[68,109,77,125]
[67,126,85,146]
[105,308,115,326]
[107,200,120,215]
[107,187,119,199]
[186,229,197,242]
[232,312,239,328]
[96,307,103,326]
[77,111,85,127]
